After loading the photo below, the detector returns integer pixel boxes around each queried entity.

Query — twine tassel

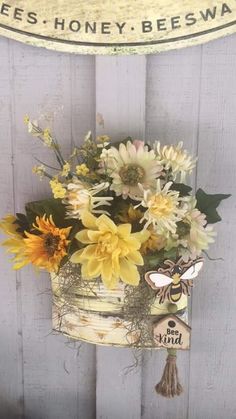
[155,348,183,398]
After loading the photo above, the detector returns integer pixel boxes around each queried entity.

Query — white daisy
[63,180,113,219]
[155,141,197,183]
[179,198,216,261]
[138,180,188,236]
[100,140,162,199]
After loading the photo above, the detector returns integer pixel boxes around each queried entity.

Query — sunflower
[24,215,71,272]
[100,140,162,199]
[70,211,149,289]
[0,215,29,269]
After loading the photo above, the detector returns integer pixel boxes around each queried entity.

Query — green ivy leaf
[170,182,192,197]
[196,188,231,224]
[144,248,178,269]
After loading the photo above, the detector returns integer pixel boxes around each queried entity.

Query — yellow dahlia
[0,215,29,270]
[24,215,71,272]
[155,141,197,182]
[64,180,113,219]
[100,140,162,199]
[70,212,149,289]
[139,180,188,236]
[179,198,216,261]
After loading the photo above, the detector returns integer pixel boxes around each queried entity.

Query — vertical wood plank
[95,55,146,419]
[0,37,24,419]
[70,53,97,419]
[188,35,236,419]
[9,41,96,419]
[142,47,202,419]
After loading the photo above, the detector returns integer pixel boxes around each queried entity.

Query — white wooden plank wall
[0,34,235,419]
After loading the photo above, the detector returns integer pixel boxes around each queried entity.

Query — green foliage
[170,182,192,197]
[196,188,231,224]
[14,213,31,236]
[25,198,81,237]
[144,248,178,269]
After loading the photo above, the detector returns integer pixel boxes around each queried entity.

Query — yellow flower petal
[96,214,117,234]
[132,230,150,244]
[87,259,102,277]
[101,259,114,288]
[117,223,131,237]
[70,249,83,263]
[119,259,140,286]
[75,230,91,244]
[126,251,144,265]
[81,211,97,229]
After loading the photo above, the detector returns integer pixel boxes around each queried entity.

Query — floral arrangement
[0,117,230,398]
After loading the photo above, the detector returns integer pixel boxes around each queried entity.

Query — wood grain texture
[2,40,96,419]
[0,37,24,419]
[142,46,202,419]
[188,35,236,419]
[95,55,146,419]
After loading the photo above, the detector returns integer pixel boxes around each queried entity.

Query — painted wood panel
[0,38,24,419]
[142,45,202,419]
[188,35,236,419]
[95,56,146,419]
[0,34,235,419]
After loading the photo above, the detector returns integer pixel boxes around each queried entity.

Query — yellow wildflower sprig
[24,116,66,170]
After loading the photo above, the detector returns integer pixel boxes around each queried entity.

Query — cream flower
[139,180,188,236]
[155,141,197,182]
[100,141,162,199]
[63,180,113,219]
[70,212,149,289]
[179,198,216,261]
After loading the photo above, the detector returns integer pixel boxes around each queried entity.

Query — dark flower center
[44,233,60,256]
[120,164,145,186]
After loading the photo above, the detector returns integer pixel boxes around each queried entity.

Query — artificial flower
[155,141,197,182]
[141,227,167,255]
[71,212,149,289]
[76,163,89,176]
[139,180,188,236]
[32,164,46,180]
[96,135,110,148]
[100,140,162,199]
[0,215,29,270]
[179,198,216,261]
[64,180,113,219]
[117,205,143,223]
[50,178,66,199]
[24,215,71,272]
[61,162,71,177]
[42,128,53,148]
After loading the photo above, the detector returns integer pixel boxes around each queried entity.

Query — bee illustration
[145,258,204,304]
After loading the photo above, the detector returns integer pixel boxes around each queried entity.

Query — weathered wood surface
[0,34,235,418]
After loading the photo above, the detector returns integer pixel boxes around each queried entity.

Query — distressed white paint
[0,35,236,419]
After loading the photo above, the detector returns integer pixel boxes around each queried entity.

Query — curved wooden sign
[0,1,235,54]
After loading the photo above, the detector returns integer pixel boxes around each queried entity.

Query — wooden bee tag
[153,315,191,350]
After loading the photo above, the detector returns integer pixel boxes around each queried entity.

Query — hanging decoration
[0,1,235,54]
[0,117,230,398]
